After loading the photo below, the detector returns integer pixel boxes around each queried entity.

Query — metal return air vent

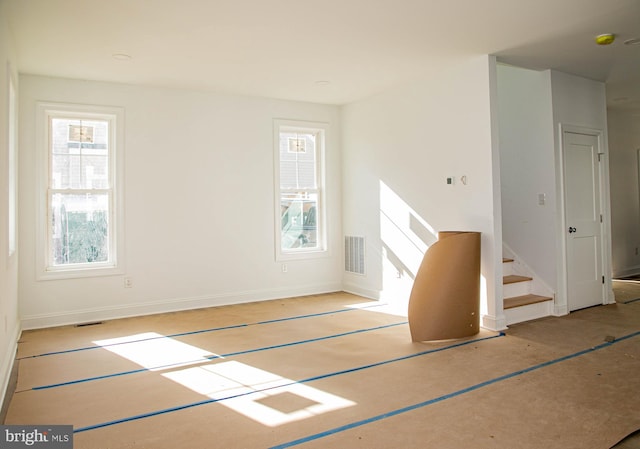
[344,236,365,275]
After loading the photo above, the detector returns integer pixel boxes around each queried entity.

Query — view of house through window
[38,102,124,277]
[276,122,326,257]
[50,117,110,266]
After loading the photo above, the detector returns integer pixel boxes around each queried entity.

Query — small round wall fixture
[595,34,615,45]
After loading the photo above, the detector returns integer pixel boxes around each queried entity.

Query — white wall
[550,70,612,310]
[608,108,640,277]
[497,65,556,289]
[19,75,343,329]
[341,56,504,330]
[498,68,611,312]
[0,1,21,408]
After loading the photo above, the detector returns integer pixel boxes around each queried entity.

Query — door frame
[556,124,615,315]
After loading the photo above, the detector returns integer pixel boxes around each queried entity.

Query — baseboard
[0,320,21,416]
[612,265,640,279]
[21,283,343,330]
[554,303,569,316]
[481,313,507,332]
[341,283,382,301]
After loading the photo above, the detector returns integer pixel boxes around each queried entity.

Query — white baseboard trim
[21,283,343,330]
[481,313,507,332]
[341,283,381,301]
[612,265,640,279]
[554,303,569,316]
[0,321,21,411]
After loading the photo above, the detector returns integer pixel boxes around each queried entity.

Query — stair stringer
[502,243,556,325]
[502,243,555,300]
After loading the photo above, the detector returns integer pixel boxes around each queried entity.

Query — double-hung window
[38,103,124,278]
[274,120,327,259]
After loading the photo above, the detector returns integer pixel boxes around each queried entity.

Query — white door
[563,131,604,311]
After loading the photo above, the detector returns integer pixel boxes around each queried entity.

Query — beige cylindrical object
[408,231,481,341]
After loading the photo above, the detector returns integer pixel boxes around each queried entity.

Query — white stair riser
[503,262,514,276]
[503,280,531,298]
[505,300,553,325]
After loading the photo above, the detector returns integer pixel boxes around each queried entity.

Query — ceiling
[4,0,640,108]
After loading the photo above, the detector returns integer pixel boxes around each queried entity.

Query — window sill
[276,249,329,262]
[38,265,124,281]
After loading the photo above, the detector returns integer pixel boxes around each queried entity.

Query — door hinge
[600,214,603,223]
[602,275,605,284]
[598,153,604,162]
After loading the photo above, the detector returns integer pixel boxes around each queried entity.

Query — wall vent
[345,236,365,275]
[75,321,104,327]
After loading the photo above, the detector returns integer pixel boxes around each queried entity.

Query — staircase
[503,257,554,325]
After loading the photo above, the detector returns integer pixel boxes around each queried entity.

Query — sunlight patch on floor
[347,301,408,318]
[93,332,218,370]
[94,334,356,427]
[165,361,356,426]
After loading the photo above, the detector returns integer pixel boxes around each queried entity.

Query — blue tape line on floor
[73,333,504,433]
[270,329,640,449]
[20,303,387,360]
[32,322,407,390]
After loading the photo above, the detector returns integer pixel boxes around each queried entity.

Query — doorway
[562,129,606,311]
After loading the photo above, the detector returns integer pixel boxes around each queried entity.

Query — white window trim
[36,102,125,280]
[273,119,328,261]
[7,64,17,259]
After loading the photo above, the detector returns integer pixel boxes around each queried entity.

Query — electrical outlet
[124,277,133,288]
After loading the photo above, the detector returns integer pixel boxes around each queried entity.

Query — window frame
[273,119,328,261]
[7,65,17,259]
[36,102,125,280]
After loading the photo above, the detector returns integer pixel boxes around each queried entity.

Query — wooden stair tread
[503,274,532,284]
[504,294,553,309]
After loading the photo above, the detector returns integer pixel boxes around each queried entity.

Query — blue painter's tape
[222,322,406,358]
[269,329,640,449]
[20,303,388,360]
[32,322,406,390]
[73,333,504,433]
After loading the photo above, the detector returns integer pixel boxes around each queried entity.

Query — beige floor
[4,292,640,449]
[613,279,640,304]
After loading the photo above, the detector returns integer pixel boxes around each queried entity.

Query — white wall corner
[342,283,382,302]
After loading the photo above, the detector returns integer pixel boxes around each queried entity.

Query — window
[37,103,124,278]
[274,120,326,259]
